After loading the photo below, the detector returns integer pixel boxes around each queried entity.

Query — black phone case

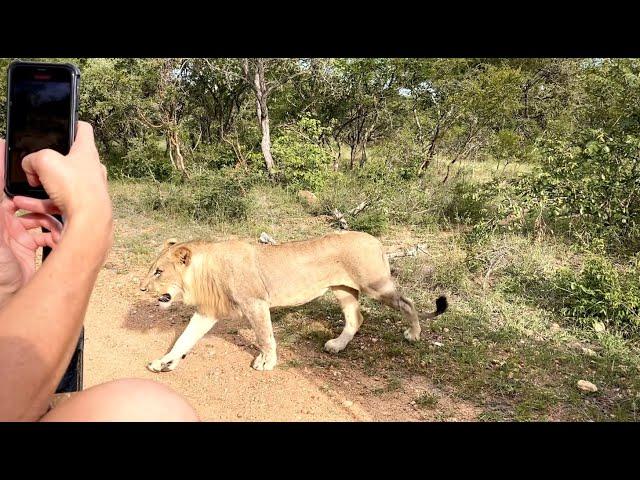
[3,60,80,199]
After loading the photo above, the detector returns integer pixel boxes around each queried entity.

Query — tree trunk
[359,141,368,168]
[333,137,341,172]
[258,99,274,174]
[167,130,188,178]
[349,143,357,170]
[419,108,445,174]
[252,60,275,175]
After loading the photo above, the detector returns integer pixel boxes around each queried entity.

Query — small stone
[550,323,560,332]
[433,341,444,347]
[443,328,450,333]
[593,321,606,333]
[372,338,378,343]
[581,347,597,357]
[258,232,277,245]
[577,380,598,393]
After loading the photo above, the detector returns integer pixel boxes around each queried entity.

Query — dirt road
[82,251,479,421]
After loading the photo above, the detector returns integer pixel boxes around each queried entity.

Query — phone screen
[5,63,76,198]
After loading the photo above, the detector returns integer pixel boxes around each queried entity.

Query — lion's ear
[174,246,191,266]
[163,238,179,249]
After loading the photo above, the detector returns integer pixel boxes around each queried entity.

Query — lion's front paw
[403,328,420,342]
[251,352,277,371]
[147,358,178,373]
[324,338,346,353]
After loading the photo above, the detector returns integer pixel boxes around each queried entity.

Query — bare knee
[41,378,199,422]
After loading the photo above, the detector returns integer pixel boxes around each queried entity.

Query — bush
[110,136,174,181]
[349,210,389,236]
[271,116,332,191]
[441,179,493,225]
[521,129,640,253]
[140,169,250,223]
[317,171,391,236]
[552,255,640,336]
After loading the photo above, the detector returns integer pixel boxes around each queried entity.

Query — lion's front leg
[147,311,217,373]
[242,300,277,371]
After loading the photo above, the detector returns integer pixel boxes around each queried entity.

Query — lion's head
[139,238,192,309]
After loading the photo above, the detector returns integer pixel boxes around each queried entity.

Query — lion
[139,231,448,372]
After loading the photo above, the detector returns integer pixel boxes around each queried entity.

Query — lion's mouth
[158,293,173,309]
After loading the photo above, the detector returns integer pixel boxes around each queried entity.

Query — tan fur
[140,231,446,372]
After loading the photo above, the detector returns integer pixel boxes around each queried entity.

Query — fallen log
[332,209,349,230]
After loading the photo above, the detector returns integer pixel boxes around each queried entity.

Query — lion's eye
[154,269,163,277]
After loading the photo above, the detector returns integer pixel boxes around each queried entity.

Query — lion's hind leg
[324,286,363,354]
[363,279,422,342]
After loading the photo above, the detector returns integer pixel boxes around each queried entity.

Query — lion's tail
[422,295,448,319]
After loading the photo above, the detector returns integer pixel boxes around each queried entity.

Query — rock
[433,341,444,347]
[259,232,277,245]
[297,190,319,207]
[420,265,435,278]
[443,328,450,333]
[581,347,597,357]
[577,380,598,393]
[593,321,606,333]
[550,323,560,333]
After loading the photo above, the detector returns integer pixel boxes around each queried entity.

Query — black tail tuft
[435,295,448,315]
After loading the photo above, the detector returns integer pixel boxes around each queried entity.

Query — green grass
[415,392,439,408]
[109,164,640,421]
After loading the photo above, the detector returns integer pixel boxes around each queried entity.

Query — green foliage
[141,169,250,223]
[349,209,389,236]
[441,178,493,225]
[521,60,640,253]
[271,116,332,191]
[552,255,640,336]
[111,136,173,181]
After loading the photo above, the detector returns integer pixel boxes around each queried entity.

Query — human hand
[0,141,63,306]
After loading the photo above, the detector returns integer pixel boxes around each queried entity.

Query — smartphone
[4,60,80,199]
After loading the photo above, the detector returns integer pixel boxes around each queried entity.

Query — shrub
[552,255,640,336]
[349,210,389,236]
[271,116,332,191]
[111,136,173,181]
[140,169,250,223]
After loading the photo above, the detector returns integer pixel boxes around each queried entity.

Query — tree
[240,59,305,175]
